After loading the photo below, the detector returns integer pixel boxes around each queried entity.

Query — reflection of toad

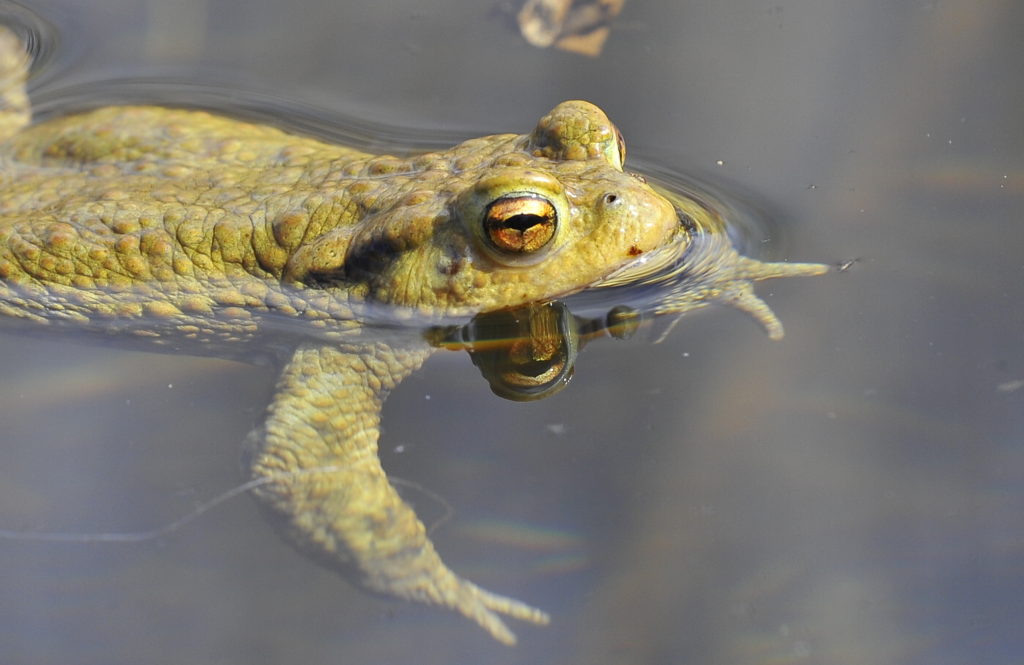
[0,28,824,643]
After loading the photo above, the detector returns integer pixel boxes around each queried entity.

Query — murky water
[0,1,1022,664]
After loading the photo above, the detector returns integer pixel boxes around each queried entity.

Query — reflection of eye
[483,195,557,254]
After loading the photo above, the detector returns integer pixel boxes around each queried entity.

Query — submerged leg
[247,341,548,645]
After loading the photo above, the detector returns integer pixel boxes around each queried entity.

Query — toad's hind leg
[247,341,549,645]
[0,28,29,142]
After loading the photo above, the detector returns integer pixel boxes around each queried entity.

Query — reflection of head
[461,302,579,402]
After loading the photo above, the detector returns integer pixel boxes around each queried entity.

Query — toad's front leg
[246,341,549,645]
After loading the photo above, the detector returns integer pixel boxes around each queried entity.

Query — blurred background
[0,1,1021,663]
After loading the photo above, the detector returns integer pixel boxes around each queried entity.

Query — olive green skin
[0,28,694,645]
[0,28,827,645]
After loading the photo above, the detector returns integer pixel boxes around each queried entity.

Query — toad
[0,30,825,644]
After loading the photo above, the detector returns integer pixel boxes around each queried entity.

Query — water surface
[0,1,1021,664]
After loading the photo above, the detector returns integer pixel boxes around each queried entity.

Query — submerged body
[0,31,824,644]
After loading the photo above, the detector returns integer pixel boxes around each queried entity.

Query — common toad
[0,30,825,644]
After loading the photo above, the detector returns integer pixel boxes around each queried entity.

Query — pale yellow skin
[0,30,826,645]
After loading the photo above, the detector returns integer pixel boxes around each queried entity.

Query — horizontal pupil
[483,196,556,255]
[503,213,546,232]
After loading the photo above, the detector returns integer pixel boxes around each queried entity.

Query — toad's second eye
[483,195,557,254]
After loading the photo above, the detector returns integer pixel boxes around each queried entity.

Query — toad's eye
[483,195,558,254]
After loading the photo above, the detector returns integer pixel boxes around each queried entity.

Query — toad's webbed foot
[436,577,551,646]
[247,341,547,645]
[366,543,550,645]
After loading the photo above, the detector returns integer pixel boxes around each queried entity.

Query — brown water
[1,1,1022,664]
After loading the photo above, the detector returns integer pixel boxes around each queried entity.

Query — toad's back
[0,107,347,333]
